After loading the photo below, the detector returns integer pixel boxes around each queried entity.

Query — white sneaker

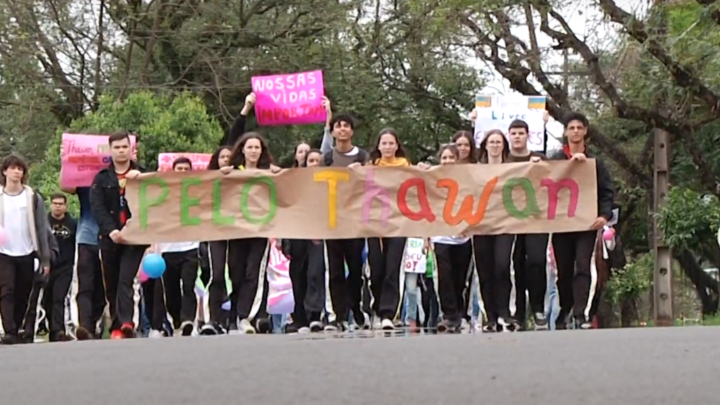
[148,330,164,338]
[298,326,311,334]
[371,315,382,330]
[239,319,256,334]
[309,321,324,332]
[381,319,394,330]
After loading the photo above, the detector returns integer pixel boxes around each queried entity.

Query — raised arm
[223,93,256,147]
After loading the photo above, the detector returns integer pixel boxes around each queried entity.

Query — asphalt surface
[1,327,718,405]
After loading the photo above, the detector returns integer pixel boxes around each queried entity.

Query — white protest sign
[403,238,427,274]
[473,95,546,152]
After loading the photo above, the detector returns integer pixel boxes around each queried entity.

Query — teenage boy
[549,112,614,330]
[504,119,549,330]
[320,113,369,331]
[90,132,147,339]
[0,155,53,344]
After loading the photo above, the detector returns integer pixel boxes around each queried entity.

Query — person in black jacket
[89,132,147,339]
[549,112,614,330]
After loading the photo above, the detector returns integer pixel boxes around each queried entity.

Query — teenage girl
[364,129,410,330]
[200,93,254,335]
[472,130,516,332]
[426,144,474,333]
[221,132,274,334]
[283,149,327,333]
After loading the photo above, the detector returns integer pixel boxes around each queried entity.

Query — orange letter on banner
[397,178,436,222]
[437,177,498,226]
[313,170,350,229]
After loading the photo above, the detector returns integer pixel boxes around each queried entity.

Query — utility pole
[653,128,673,326]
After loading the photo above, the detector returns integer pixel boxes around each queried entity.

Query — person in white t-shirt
[150,157,200,337]
[0,154,53,345]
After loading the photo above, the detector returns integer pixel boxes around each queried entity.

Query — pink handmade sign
[251,70,326,126]
[158,153,212,171]
[60,134,137,188]
[266,239,294,315]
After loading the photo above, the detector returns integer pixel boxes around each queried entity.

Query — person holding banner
[503,119,550,331]
[427,145,474,333]
[549,112,614,330]
[154,157,200,336]
[473,129,515,333]
[365,128,411,330]
[202,93,254,335]
[320,113,370,332]
[90,132,148,339]
[220,132,275,334]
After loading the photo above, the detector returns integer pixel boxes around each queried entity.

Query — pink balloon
[602,228,615,241]
[138,269,149,283]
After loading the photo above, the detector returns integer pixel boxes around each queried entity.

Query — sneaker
[298,326,311,333]
[199,323,220,336]
[1,334,17,345]
[110,329,124,340]
[497,317,516,332]
[255,318,271,334]
[534,313,549,331]
[323,320,346,332]
[120,322,136,338]
[148,330,164,338]
[239,319,256,334]
[461,318,471,332]
[371,315,382,330]
[284,322,304,334]
[577,317,592,330]
[180,321,194,337]
[555,312,569,330]
[75,326,92,341]
[36,320,49,337]
[482,322,497,333]
[437,318,461,333]
[51,331,73,342]
[227,321,239,334]
[408,320,419,333]
[309,321,324,333]
[381,319,394,330]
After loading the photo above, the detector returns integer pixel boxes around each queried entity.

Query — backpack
[323,148,369,166]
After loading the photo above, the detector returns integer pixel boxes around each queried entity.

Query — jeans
[470,273,481,320]
[546,270,560,330]
[271,313,286,334]
[403,273,425,324]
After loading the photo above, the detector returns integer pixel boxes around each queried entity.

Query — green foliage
[606,253,654,304]
[657,187,720,251]
[29,92,224,211]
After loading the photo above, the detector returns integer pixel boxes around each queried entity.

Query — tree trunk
[620,298,640,326]
[675,249,719,316]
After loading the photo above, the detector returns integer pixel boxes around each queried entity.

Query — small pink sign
[157,153,212,172]
[60,134,137,188]
[251,70,326,127]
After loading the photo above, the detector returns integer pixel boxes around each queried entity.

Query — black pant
[420,274,439,328]
[43,263,73,338]
[100,244,146,330]
[142,278,167,331]
[288,240,326,325]
[367,237,406,320]
[0,253,35,336]
[474,235,514,323]
[228,238,269,321]
[325,238,365,323]
[162,249,199,328]
[512,234,549,319]
[552,230,598,321]
[75,244,106,333]
[207,240,228,324]
[434,241,473,322]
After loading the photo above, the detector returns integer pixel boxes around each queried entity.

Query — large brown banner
[121,160,598,244]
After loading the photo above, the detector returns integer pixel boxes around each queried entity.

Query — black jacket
[89,161,144,249]
[549,147,614,221]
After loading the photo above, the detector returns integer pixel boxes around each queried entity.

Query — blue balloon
[142,253,166,279]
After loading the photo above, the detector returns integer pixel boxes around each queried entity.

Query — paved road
[1,327,718,405]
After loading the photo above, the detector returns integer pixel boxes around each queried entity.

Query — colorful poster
[60,134,138,188]
[122,161,599,244]
[251,70,326,126]
[403,238,427,274]
[158,153,212,171]
[266,239,294,314]
[474,95,546,152]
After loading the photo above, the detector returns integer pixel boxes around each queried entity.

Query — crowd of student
[0,93,615,344]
